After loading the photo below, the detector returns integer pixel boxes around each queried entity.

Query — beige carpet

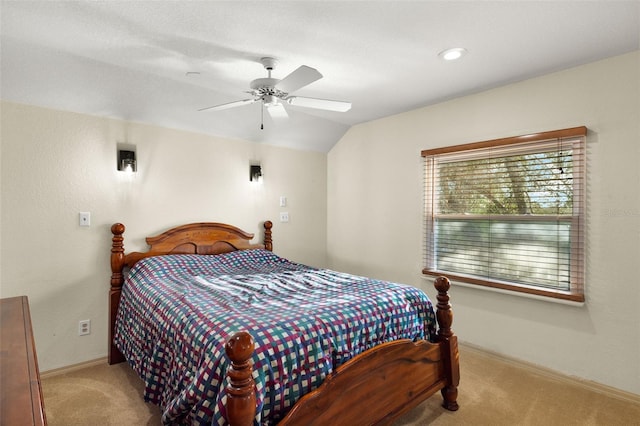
[41,345,640,425]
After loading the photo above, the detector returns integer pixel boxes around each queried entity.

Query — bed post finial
[264,220,273,251]
[110,223,126,288]
[434,276,453,338]
[433,275,459,411]
[225,331,257,426]
[109,223,127,364]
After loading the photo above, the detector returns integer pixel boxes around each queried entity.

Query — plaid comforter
[114,249,436,425]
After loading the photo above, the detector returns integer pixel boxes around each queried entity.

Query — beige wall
[328,51,640,395]
[0,103,327,370]
[2,51,639,395]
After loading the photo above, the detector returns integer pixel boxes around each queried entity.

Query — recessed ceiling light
[438,48,468,61]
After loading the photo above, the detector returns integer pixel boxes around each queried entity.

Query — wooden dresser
[1,296,47,425]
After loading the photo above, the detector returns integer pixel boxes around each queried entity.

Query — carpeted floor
[41,345,640,425]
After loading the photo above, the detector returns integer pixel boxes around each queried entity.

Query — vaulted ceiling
[1,1,638,152]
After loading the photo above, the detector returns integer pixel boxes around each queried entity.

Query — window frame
[422,127,587,302]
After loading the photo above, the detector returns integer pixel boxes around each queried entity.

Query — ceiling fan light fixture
[438,47,468,61]
[199,57,351,117]
[263,94,279,106]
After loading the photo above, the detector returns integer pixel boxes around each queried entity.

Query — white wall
[0,102,327,371]
[327,51,640,395]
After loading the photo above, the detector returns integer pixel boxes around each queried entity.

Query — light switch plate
[79,212,91,227]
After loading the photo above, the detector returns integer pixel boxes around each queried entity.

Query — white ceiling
[1,1,638,152]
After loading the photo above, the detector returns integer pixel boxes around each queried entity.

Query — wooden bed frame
[109,221,459,425]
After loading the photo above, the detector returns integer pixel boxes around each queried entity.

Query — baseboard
[40,357,108,379]
[459,342,640,405]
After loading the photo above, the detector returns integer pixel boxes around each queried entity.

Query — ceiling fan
[199,57,351,126]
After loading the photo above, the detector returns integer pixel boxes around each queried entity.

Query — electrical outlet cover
[78,319,91,336]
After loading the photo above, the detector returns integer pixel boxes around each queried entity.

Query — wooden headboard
[108,220,273,364]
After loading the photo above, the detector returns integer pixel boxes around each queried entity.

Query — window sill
[422,273,585,307]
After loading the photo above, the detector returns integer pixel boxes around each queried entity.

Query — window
[422,127,586,302]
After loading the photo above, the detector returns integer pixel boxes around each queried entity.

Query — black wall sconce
[118,149,137,173]
[250,164,262,182]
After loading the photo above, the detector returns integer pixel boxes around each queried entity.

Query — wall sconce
[250,164,262,182]
[118,150,137,173]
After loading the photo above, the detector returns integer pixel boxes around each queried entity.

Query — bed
[108,220,459,425]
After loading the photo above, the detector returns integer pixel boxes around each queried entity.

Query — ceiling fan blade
[266,103,288,120]
[276,65,323,93]
[198,98,257,112]
[286,96,352,112]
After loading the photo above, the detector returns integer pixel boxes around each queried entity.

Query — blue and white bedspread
[114,249,436,425]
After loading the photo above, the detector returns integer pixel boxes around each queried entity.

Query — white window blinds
[422,127,586,302]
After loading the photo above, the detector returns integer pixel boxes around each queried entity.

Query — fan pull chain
[261,104,264,130]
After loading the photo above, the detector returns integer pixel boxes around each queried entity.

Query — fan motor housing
[250,78,288,101]
[250,78,279,90]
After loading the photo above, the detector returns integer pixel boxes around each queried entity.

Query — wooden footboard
[224,276,459,426]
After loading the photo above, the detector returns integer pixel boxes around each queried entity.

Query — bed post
[434,276,460,411]
[109,223,126,365]
[225,331,257,426]
[263,220,273,251]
